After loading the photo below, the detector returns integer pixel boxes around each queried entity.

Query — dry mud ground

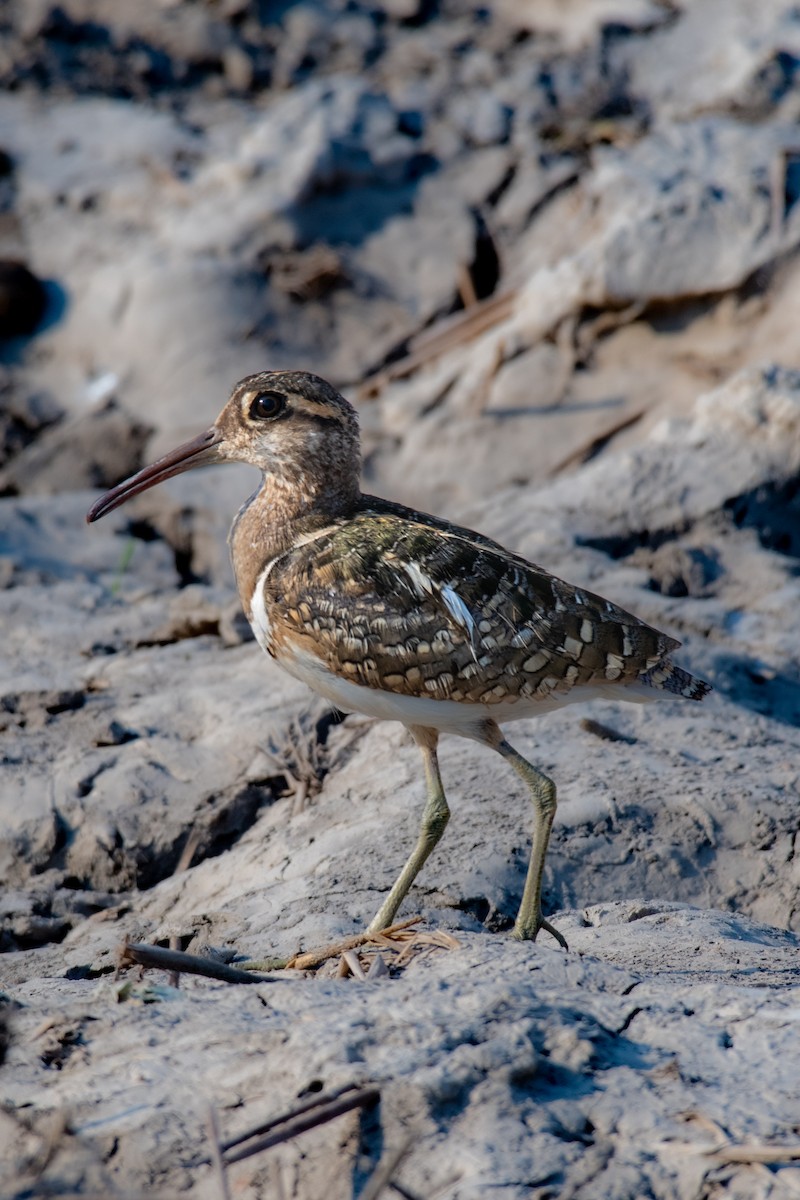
[1,2,800,1198]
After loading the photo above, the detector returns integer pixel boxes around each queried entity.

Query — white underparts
[274,640,656,738]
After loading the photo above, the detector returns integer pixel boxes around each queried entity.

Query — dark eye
[249,390,287,421]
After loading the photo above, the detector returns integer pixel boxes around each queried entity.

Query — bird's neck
[229,468,361,619]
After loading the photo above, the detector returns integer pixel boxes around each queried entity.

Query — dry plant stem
[549,407,645,475]
[175,827,203,874]
[456,263,478,308]
[221,1082,363,1153]
[206,1105,231,1200]
[359,290,516,393]
[360,1138,414,1200]
[410,288,515,356]
[709,1143,800,1165]
[120,940,274,984]
[223,1087,381,1166]
[168,830,203,985]
[286,917,423,970]
[168,935,181,989]
[340,949,367,979]
[390,1185,425,1200]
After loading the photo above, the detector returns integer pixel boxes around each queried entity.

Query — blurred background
[3,0,800,532]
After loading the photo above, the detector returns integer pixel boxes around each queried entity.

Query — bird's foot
[512,912,568,950]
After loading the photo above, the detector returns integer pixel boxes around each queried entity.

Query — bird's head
[86,370,361,523]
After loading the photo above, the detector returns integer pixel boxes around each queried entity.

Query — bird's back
[253,496,711,719]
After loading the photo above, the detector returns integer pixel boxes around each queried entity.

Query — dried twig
[168,832,204,985]
[548,406,646,476]
[770,145,800,238]
[207,1105,231,1200]
[657,1112,800,1168]
[331,926,459,979]
[456,263,478,309]
[285,917,423,970]
[359,290,517,395]
[708,1142,800,1165]
[175,827,203,875]
[339,949,367,979]
[391,928,460,968]
[119,940,274,985]
[167,937,181,990]
[221,1083,363,1154]
[360,1138,414,1200]
[411,289,515,356]
[223,1086,380,1165]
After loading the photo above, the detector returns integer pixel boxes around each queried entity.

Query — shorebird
[87,370,711,948]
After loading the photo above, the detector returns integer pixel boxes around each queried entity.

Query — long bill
[86,427,223,523]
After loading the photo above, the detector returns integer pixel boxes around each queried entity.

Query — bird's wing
[263,507,677,704]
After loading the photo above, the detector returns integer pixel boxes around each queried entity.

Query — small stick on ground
[223,1086,380,1165]
[708,1142,800,1165]
[456,263,478,309]
[390,1185,424,1200]
[222,1083,363,1154]
[360,1138,414,1200]
[285,917,423,971]
[119,939,275,985]
[168,831,204,985]
[167,936,181,989]
[339,949,367,979]
[358,290,517,395]
[549,407,646,476]
[207,1105,231,1200]
[175,827,203,875]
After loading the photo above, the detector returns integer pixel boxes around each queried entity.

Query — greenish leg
[483,722,568,950]
[367,726,450,934]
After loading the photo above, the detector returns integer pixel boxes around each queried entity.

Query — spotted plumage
[87,369,711,949]
[253,505,696,708]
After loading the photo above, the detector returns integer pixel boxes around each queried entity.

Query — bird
[87,370,711,949]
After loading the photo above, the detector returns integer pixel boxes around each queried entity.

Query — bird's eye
[249,391,287,421]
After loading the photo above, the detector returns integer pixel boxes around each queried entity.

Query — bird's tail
[638,659,712,701]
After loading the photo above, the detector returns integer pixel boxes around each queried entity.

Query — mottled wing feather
[263,506,677,706]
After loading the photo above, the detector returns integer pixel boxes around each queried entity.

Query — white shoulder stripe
[401,562,480,657]
[440,584,477,641]
[403,560,435,598]
[250,556,281,653]
[248,525,342,653]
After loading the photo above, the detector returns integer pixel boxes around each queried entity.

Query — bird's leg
[367,726,450,934]
[481,721,568,950]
